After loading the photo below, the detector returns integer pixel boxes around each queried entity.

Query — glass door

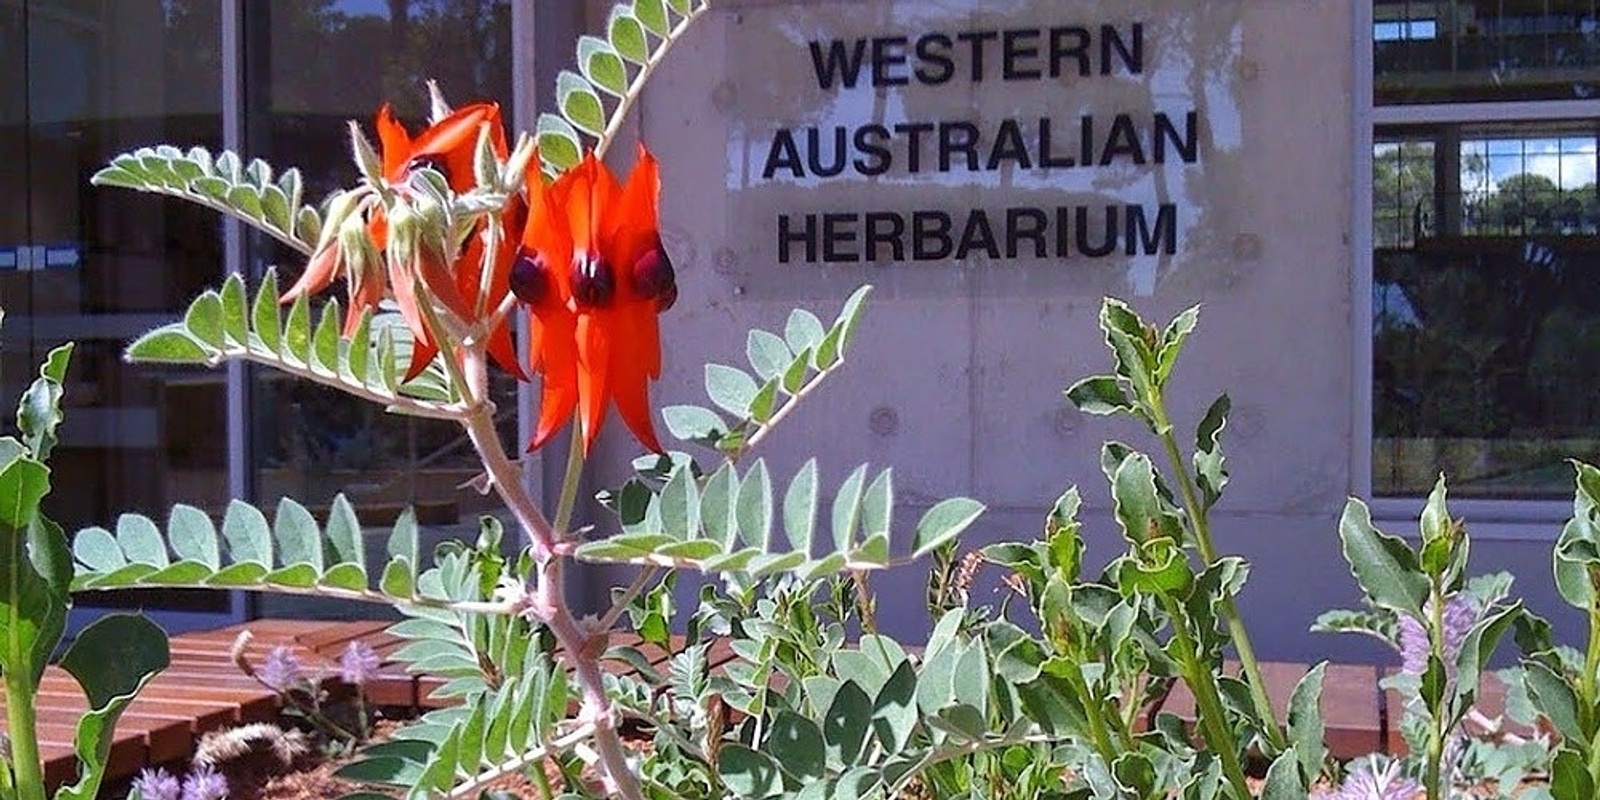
[0,0,243,632]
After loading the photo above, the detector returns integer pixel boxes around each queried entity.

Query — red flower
[282,102,521,380]
[514,146,676,455]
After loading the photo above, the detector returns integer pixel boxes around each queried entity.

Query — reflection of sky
[1462,137,1599,193]
[333,0,390,18]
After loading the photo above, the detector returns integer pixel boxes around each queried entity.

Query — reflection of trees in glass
[1374,142,1435,247]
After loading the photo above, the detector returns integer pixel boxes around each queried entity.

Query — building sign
[722,0,1244,298]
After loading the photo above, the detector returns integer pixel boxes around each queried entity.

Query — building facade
[1,1,1597,661]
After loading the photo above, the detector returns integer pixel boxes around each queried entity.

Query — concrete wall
[545,0,1585,664]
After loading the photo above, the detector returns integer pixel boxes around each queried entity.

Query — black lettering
[1126,204,1177,255]
[763,129,805,179]
[1079,115,1095,167]
[1154,111,1199,164]
[955,30,998,81]
[871,36,910,86]
[778,214,817,264]
[1099,114,1146,165]
[939,122,980,172]
[913,34,955,85]
[955,209,1000,260]
[864,212,906,261]
[986,119,1033,170]
[853,125,893,176]
[1006,208,1049,258]
[808,39,868,90]
[912,211,953,260]
[1055,206,1072,257]
[1075,206,1118,257]
[807,127,849,178]
[1101,23,1143,75]
[1038,117,1075,168]
[1002,29,1042,80]
[1048,27,1090,77]
[822,213,859,262]
[894,122,935,173]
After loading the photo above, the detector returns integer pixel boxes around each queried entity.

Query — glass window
[243,0,516,533]
[1375,0,1600,104]
[1373,122,1600,497]
[1,0,228,612]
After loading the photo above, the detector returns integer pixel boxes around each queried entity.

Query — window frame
[1356,3,1600,532]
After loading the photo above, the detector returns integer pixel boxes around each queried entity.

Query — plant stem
[1149,396,1286,752]
[1583,598,1600,788]
[4,676,44,800]
[597,567,660,633]
[553,432,586,536]
[456,350,643,800]
[1425,585,1447,800]
[1157,595,1252,800]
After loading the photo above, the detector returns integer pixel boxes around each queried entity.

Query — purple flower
[132,767,181,800]
[339,640,381,685]
[1398,594,1478,676]
[180,764,228,800]
[1325,757,1420,800]
[259,645,305,692]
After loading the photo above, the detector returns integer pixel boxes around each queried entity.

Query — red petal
[526,308,579,451]
[281,245,341,304]
[575,310,613,454]
[609,304,664,453]
[375,104,413,181]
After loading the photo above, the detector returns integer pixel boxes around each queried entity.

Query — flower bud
[348,120,384,185]
[427,79,453,124]
[316,190,365,254]
[473,123,499,191]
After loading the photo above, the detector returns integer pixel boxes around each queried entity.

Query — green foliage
[124,270,458,414]
[662,286,871,457]
[0,335,169,800]
[91,146,320,255]
[537,0,712,173]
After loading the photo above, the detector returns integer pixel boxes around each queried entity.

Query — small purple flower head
[1327,756,1421,800]
[339,639,381,685]
[259,645,305,692]
[1398,594,1478,676]
[132,767,181,800]
[180,764,228,800]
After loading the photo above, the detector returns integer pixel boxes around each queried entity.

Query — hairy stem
[1149,395,1285,752]
[593,4,712,161]
[457,349,641,800]
[597,567,660,633]
[1159,594,1252,800]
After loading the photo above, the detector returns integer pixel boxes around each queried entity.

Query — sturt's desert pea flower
[513,145,676,455]
[281,101,522,381]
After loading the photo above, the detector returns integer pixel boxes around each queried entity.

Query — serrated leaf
[1337,499,1426,617]
[912,497,984,559]
[55,613,169,800]
[1288,662,1327,783]
[1065,375,1134,416]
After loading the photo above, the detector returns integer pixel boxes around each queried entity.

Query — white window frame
[1354,3,1600,537]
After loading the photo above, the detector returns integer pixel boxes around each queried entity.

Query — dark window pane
[1374,123,1600,497]
[1375,0,1600,104]
[245,0,516,530]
